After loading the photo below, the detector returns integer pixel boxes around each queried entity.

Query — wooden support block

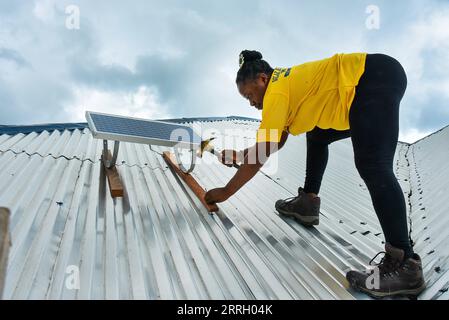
[163,151,219,213]
[103,150,124,198]
[0,207,11,300]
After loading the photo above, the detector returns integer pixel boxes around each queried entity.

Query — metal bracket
[102,140,120,168]
[174,145,196,174]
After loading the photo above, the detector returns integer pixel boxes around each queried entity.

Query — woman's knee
[354,158,395,186]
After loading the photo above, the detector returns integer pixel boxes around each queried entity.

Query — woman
[204,50,426,298]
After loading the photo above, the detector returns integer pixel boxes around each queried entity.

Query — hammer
[197,137,240,169]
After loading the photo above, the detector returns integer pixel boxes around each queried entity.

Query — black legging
[303,54,413,257]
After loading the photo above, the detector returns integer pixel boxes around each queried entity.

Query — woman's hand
[205,187,232,205]
[220,150,243,167]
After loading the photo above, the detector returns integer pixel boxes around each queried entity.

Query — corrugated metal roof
[0,119,447,300]
[407,127,449,299]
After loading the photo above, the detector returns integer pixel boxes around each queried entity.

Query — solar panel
[85,111,201,149]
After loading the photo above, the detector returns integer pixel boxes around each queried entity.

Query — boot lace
[369,251,402,277]
[283,188,305,204]
[282,197,298,204]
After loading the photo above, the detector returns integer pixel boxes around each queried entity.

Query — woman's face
[237,73,270,111]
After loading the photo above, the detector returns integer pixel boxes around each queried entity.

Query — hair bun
[239,50,263,68]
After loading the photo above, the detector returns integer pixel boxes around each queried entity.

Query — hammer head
[197,137,216,158]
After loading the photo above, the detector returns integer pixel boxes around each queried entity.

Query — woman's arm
[205,131,289,204]
[204,143,268,204]
[226,134,286,193]
[241,130,289,160]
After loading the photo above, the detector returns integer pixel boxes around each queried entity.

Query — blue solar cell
[90,113,201,144]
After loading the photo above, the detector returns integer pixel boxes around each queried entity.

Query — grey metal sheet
[0,119,447,300]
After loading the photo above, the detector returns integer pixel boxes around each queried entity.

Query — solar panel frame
[85,111,201,149]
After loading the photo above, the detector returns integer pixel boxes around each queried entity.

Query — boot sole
[276,208,319,227]
[356,282,427,299]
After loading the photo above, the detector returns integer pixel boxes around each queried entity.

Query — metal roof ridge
[408,124,449,145]
[0,116,261,135]
[1,119,447,146]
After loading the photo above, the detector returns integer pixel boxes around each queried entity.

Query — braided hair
[236,50,274,84]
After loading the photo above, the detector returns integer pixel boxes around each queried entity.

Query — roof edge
[408,124,449,146]
[0,116,261,135]
[0,123,89,135]
[3,117,445,145]
[160,115,260,123]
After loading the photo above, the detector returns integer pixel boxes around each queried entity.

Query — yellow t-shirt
[256,53,367,143]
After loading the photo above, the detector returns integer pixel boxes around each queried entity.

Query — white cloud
[401,8,449,80]
[399,128,432,144]
[33,0,57,22]
[1,0,449,136]
[65,86,171,122]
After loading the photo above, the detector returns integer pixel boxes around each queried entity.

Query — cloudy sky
[1,0,449,143]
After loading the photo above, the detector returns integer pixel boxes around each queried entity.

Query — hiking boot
[275,187,320,226]
[346,243,426,299]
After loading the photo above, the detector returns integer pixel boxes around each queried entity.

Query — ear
[258,73,270,85]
